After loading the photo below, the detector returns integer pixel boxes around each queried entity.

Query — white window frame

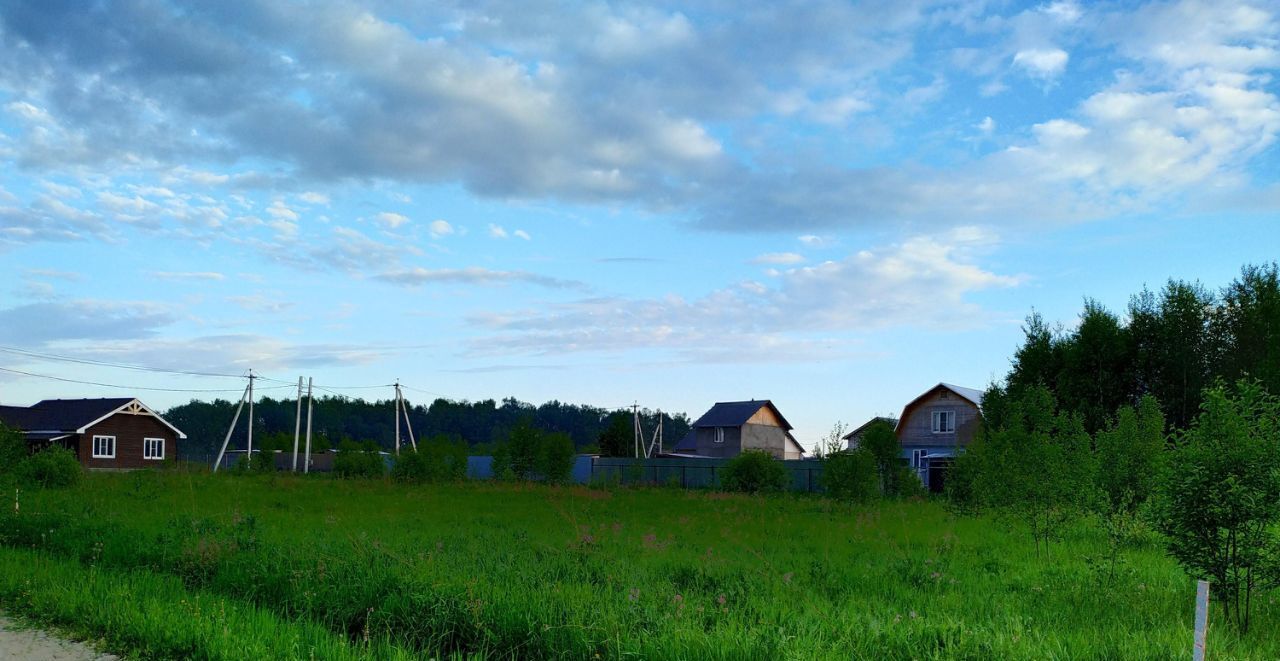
[713,427,725,444]
[911,448,928,468]
[143,437,165,461]
[931,410,955,434]
[92,435,116,459]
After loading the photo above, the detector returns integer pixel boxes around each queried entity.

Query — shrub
[333,440,385,479]
[17,446,81,488]
[0,423,26,476]
[1153,380,1280,633]
[720,450,788,494]
[538,432,575,484]
[391,436,469,484]
[821,448,878,502]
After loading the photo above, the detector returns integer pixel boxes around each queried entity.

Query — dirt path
[0,616,118,660]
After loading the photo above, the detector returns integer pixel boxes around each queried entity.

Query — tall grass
[0,546,415,659]
[2,471,1277,659]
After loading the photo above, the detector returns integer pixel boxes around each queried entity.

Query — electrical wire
[0,365,292,393]
[0,345,249,379]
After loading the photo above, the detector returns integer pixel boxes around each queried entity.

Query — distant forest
[1001,262,1279,433]
[166,395,689,459]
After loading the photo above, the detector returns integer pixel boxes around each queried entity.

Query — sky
[0,0,1277,449]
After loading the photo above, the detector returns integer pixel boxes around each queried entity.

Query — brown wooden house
[670,400,805,460]
[0,397,186,470]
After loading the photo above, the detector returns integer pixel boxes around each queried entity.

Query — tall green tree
[1056,299,1135,434]
[1214,263,1280,394]
[860,419,905,496]
[1095,395,1166,513]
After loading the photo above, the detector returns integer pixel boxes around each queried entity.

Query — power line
[0,365,291,394]
[0,345,248,379]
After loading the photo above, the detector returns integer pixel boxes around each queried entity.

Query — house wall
[692,423,792,459]
[78,413,179,469]
[741,423,789,458]
[897,387,980,448]
[694,425,741,458]
[746,406,784,427]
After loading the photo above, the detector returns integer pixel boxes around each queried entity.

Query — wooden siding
[746,405,784,428]
[897,386,981,448]
[79,412,180,469]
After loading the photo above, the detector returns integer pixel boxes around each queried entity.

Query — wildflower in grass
[910,610,918,619]
[782,572,793,584]
[628,588,639,602]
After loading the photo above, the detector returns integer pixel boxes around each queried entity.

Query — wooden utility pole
[394,381,401,455]
[213,380,250,472]
[303,377,314,474]
[246,369,255,456]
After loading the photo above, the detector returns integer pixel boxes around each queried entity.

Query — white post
[291,376,303,472]
[303,377,314,474]
[1194,580,1210,661]
[394,382,401,456]
[213,384,250,472]
[246,369,255,457]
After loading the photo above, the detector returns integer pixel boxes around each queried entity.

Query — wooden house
[670,399,805,460]
[893,383,983,492]
[0,397,186,470]
[842,416,898,450]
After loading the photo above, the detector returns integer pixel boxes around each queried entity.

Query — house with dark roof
[842,416,898,450]
[670,400,805,460]
[0,398,186,470]
[894,383,984,493]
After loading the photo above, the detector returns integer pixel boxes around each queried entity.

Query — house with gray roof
[0,397,186,469]
[893,383,984,493]
[670,399,805,460]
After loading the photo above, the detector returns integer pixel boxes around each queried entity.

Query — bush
[1153,380,1280,633]
[333,440,385,479]
[538,432,575,484]
[391,436,469,484]
[821,448,878,502]
[0,424,26,476]
[17,446,81,488]
[720,450,788,494]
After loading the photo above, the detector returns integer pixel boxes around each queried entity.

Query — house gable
[896,383,983,448]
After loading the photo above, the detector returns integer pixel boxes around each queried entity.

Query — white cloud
[750,252,806,265]
[1013,48,1069,79]
[467,228,1019,358]
[375,212,410,229]
[1040,1,1082,23]
[428,219,454,238]
[266,200,299,221]
[375,266,585,290]
[298,192,330,205]
[976,116,996,134]
[152,271,225,281]
[488,224,509,239]
[513,229,532,241]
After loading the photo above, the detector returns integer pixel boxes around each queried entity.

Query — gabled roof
[841,416,898,441]
[673,429,696,452]
[690,400,793,430]
[939,383,984,407]
[0,398,186,439]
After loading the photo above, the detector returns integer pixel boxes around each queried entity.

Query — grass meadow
[0,471,1276,659]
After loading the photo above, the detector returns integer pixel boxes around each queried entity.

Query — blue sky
[0,0,1277,448]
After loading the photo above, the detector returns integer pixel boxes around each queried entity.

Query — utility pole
[246,369,255,457]
[303,377,314,474]
[400,383,416,451]
[633,402,641,458]
[291,376,303,471]
[213,378,251,473]
[394,381,401,455]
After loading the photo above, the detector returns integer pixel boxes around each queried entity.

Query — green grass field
[0,471,1275,659]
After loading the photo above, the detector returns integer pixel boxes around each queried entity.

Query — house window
[143,437,165,460]
[911,449,928,468]
[92,435,116,459]
[931,410,955,433]
[713,427,725,444]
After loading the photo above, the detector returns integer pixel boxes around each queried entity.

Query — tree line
[165,394,687,459]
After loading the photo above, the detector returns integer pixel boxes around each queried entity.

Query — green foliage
[538,432,575,484]
[596,413,632,457]
[16,446,81,488]
[3,472,1280,658]
[333,440,385,479]
[968,386,1098,554]
[0,423,27,475]
[1095,395,1167,513]
[391,435,469,484]
[860,418,905,496]
[821,447,878,502]
[720,450,788,494]
[1153,380,1280,633]
[1004,262,1280,435]
[165,395,688,461]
